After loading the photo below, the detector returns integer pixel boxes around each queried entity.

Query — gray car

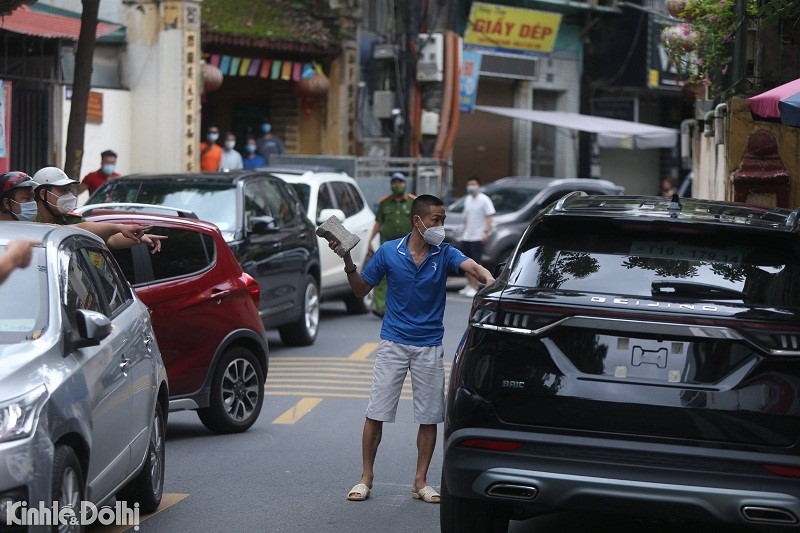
[0,222,169,531]
[444,177,624,272]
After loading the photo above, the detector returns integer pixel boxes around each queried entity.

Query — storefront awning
[0,4,124,42]
[475,105,678,149]
[748,77,800,127]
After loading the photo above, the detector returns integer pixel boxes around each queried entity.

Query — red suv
[87,212,269,433]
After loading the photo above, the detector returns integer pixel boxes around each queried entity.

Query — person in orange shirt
[200,124,222,171]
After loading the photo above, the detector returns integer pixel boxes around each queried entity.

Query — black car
[86,171,321,346]
[444,177,624,272]
[441,194,800,532]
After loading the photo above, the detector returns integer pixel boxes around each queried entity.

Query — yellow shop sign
[464,2,562,55]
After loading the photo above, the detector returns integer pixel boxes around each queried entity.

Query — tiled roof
[201,0,341,55]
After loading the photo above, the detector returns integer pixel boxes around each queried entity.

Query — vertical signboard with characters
[0,80,9,173]
[183,3,201,172]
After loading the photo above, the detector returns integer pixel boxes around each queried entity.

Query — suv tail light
[742,327,800,357]
[470,299,562,336]
[242,273,261,308]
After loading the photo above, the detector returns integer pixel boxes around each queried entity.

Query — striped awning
[0,4,123,41]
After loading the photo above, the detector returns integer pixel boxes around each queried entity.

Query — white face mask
[55,192,77,214]
[224,140,236,150]
[417,219,445,247]
[467,185,479,195]
[13,200,38,221]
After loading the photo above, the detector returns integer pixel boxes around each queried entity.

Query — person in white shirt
[220,132,244,171]
[459,176,495,297]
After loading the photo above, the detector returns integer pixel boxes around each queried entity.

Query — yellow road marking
[348,342,380,360]
[95,492,188,532]
[273,397,323,424]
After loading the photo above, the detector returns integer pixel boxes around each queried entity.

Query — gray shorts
[365,339,445,424]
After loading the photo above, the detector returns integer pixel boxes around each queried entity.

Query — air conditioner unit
[417,33,444,82]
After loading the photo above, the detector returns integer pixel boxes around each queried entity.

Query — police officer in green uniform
[367,172,415,317]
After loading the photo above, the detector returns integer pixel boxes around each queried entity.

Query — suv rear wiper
[651,280,747,300]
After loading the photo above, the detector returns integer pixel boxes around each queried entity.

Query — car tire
[52,445,85,533]
[118,402,165,513]
[198,347,265,433]
[440,474,509,533]
[278,274,320,346]
[343,288,372,315]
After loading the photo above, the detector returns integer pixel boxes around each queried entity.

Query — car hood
[0,340,63,399]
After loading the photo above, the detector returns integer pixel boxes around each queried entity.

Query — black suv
[442,194,800,532]
[86,171,321,346]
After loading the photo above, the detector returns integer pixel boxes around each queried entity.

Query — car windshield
[449,183,543,215]
[0,245,48,344]
[90,181,237,235]
[290,183,311,213]
[509,219,800,309]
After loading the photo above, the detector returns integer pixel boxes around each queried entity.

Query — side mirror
[251,215,279,233]
[493,262,507,279]
[67,309,112,351]
[318,208,346,225]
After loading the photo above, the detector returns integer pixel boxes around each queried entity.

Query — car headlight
[0,386,47,443]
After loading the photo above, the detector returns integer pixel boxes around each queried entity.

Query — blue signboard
[459,51,483,113]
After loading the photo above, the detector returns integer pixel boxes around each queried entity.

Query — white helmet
[32,167,77,187]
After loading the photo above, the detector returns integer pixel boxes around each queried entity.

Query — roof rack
[785,207,800,232]
[75,203,198,219]
[554,191,587,211]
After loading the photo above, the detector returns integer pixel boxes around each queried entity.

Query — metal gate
[269,154,453,210]
[11,87,49,175]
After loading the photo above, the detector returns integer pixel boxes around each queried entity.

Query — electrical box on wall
[420,110,440,135]
[373,91,395,119]
[417,33,444,82]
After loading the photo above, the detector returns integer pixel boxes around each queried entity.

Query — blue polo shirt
[362,234,468,347]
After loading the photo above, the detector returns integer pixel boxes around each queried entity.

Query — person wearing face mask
[256,119,285,165]
[328,194,494,505]
[78,149,121,196]
[29,167,166,253]
[367,172,416,317]
[219,132,243,171]
[0,172,38,222]
[459,176,495,298]
[200,124,223,171]
[242,135,266,170]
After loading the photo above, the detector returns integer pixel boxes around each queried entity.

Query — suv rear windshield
[509,219,800,309]
[92,181,237,233]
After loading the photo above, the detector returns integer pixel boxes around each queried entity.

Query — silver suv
[445,177,624,272]
[0,222,169,529]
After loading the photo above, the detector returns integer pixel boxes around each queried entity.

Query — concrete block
[316,216,360,257]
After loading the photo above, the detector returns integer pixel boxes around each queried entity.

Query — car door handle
[211,287,232,303]
[271,242,282,249]
[119,356,130,373]
[298,232,308,239]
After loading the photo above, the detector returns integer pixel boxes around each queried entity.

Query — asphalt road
[94,284,759,533]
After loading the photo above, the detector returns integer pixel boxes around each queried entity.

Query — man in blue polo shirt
[330,194,494,504]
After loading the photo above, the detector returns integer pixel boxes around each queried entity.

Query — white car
[269,167,375,314]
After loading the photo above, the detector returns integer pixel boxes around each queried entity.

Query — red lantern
[202,62,223,93]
